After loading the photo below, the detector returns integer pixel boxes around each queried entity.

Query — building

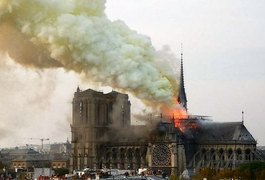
[180,119,259,174]
[11,154,51,170]
[70,57,264,176]
[50,141,71,155]
[0,145,70,173]
[70,88,133,171]
[0,148,40,168]
[51,153,69,169]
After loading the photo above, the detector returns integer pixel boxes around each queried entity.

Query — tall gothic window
[79,101,83,117]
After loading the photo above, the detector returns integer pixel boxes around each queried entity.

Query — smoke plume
[0,0,180,109]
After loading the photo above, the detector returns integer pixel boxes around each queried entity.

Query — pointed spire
[77,86,80,92]
[178,44,188,111]
[242,111,244,124]
[181,43,183,63]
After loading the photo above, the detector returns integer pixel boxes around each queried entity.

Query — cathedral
[69,58,263,176]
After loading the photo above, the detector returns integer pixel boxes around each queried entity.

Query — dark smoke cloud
[0,21,62,68]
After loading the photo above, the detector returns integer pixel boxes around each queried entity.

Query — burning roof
[179,119,256,145]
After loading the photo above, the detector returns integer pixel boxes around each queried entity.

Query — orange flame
[170,108,188,128]
[161,101,188,128]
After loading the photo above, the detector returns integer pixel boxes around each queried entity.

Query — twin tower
[69,55,188,173]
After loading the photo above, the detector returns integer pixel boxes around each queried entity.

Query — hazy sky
[106,0,265,145]
[0,0,265,147]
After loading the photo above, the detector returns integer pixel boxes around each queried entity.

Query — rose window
[152,144,171,166]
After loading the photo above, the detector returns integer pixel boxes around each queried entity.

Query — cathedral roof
[192,121,256,145]
[1,148,39,156]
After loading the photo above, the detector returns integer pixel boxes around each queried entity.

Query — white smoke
[0,0,179,108]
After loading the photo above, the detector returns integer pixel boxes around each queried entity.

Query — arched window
[219,148,225,161]
[210,148,216,160]
[201,148,207,161]
[79,101,83,116]
[112,148,117,168]
[105,148,110,162]
[104,148,111,169]
[236,148,242,160]
[112,148,117,160]
[245,149,251,160]
[120,148,125,161]
[201,148,206,154]
[127,148,133,169]
[119,148,125,169]
[135,148,141,169]
[228,149,233,160]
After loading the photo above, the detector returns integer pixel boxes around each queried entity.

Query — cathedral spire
[242,111,244,124]
[76,86,80,92]
[178,44,188,111]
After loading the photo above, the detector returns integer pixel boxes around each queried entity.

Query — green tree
[0,160,5,173]
[240,161,265,179]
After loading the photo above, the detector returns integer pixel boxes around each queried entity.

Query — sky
[106,0,265,145]
[0,0,265,147]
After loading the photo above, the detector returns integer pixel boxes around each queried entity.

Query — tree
[214,169,234,179]
[193,168,216,180]
[240,161,265,179]
[256,169,265,180]
[0,160,5,173]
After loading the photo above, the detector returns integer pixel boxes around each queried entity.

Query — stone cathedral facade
[69,87,187,174]
[70,59,264,176]
[69,89,131,170]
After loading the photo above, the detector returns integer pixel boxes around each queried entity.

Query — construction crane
[28,138,50,152]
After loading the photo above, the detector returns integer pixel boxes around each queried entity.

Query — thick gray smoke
[0,0,180,109]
